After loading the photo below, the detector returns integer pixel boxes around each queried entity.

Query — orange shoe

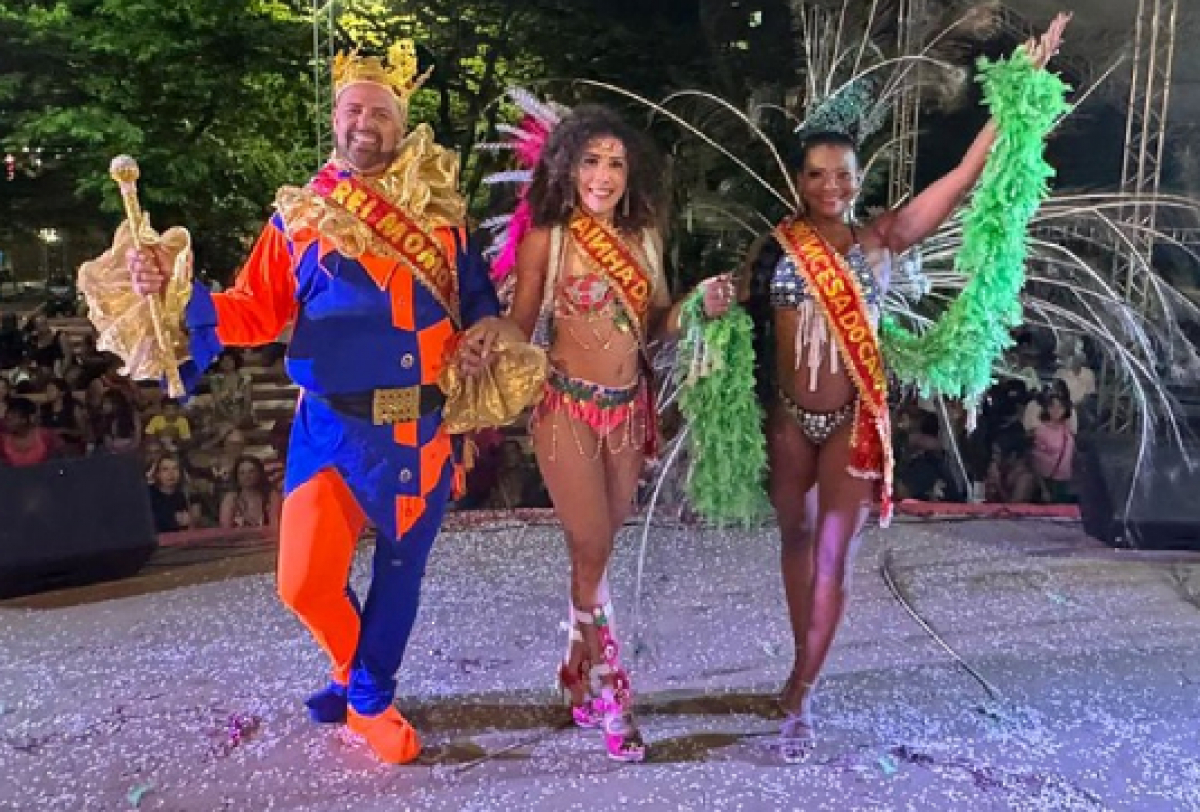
[346,706,422,764]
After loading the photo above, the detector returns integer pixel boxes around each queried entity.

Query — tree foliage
[0,0,314,274]
[0,0,721,278]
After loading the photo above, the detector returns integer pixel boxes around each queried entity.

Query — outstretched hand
[1025,12,1071,70]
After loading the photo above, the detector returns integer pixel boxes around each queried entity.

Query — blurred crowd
[3,311,1097,534]
[1,309,285,534]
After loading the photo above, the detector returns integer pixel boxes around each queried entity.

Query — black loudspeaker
[0,453,158,598]
[1076,436,1200,550]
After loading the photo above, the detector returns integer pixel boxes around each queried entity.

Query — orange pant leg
[277,467,366,686]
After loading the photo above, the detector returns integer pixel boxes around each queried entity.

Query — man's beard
[336,130,397,173]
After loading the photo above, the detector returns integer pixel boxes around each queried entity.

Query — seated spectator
[141,436,167,484]
[1055,353,1097,429]
[1055,353,1095,403]
[138,380,165,420]
[39,377,87,455]
[95,389,141,455]
[896,413,963,502]
[219,455,281,529]
[190,427,249,514]
[83,376,107,442]
[95,356,142,409]
[263,420,291,494]
[62,362,88,395]
[147,455,195,533]
[985,430,1037,504]
[74,334,113,384]
[1023,379,1078,434]
[24,314,73,377]
[144,398,192,454]
[208,350,255,431]
[0,398,62,466]
[981,378,1030,446]
[10,357,45,390]
[1031,392,1076,503]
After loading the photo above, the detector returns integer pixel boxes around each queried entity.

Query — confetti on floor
[1,517,1198,811]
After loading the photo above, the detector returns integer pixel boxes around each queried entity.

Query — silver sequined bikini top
[770,242,882,313]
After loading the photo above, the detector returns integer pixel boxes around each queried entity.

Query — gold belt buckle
[372,387,420,425]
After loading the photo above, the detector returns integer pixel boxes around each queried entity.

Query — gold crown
[332,40,433,103]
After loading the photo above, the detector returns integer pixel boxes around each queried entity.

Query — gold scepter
[109,155,186,398]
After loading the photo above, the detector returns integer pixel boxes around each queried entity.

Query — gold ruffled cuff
[78,219,193,386]
[438,322,548,434]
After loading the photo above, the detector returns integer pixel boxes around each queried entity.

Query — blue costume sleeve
[178,281,224,393]
[455,229,500,328]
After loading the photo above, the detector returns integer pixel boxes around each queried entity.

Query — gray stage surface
[1,516,1198,811]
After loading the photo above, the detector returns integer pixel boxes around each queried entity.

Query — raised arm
[870,13,1070,255]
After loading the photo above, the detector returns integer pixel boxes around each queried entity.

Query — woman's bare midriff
[547,247,643,387]
[548,323,641,386]
[773,309,857,412]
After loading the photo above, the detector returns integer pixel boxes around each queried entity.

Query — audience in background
[144,398,192,454]
[96,389,141,455]
[3,313,1101,526]
[208,350,255,432]
[39,377,86,454]
[25,314,74,376]
[0,397,61,466]
[1031,392,1077,503]
[147,455,195,533]
[219,455,281,530]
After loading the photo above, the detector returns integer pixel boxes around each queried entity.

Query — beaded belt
[777,388,857,446]
[317,385,445,425]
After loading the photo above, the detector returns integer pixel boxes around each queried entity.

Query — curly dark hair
[526,104,663,232]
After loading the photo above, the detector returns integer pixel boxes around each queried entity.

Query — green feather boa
[881,48,1071,400]
[675,294,768,525]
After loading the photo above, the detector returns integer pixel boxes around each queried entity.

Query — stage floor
[2,517,1199,812]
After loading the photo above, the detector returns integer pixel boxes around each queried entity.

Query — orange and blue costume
[179,143,498,760]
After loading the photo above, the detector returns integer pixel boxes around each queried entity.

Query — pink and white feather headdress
[477,88,570,285]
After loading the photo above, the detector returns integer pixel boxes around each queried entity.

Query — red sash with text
[774,218,894,525]
[312,163,460,326]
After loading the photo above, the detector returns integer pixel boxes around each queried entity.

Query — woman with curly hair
[472,104,726,762]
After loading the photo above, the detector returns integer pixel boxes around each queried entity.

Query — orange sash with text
[567,211,653,344]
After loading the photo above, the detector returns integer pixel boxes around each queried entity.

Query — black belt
[317,385,445,425]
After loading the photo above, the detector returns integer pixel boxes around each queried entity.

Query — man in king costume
[125,41,502,764]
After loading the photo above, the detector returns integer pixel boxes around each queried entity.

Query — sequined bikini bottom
[532,367,655,458]
[535,367,646,436]
[778,388,857,446]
